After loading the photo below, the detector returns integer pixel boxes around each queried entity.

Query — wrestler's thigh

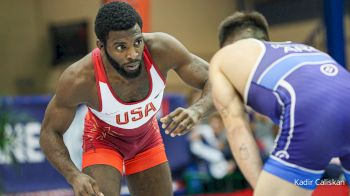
[126,162,173,196]
[83,164,122,196]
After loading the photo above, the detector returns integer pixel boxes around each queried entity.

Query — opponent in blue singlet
[245,40,350,189]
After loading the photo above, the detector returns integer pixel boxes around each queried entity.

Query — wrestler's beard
[104,48,142,79]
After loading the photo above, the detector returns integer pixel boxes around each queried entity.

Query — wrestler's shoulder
[57,53,95,100]
[143,32,175,43]
[143,32,181,51]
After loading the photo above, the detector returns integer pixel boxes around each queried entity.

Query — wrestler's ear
[96,39,104,49]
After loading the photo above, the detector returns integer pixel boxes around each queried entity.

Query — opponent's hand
[160,107,201,137]
[69,173,104,196]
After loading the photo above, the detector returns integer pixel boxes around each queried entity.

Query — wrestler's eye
[134,39,143,48]
[116,45,126,52]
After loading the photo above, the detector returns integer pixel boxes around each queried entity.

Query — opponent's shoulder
[211,38,262,68]
[56,53,95,107]
[222,38,262,56]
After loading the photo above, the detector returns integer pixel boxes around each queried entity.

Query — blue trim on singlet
[264,157,324,190]
[258,53,334,89]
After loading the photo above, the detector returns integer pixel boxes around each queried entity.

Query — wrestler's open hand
[70,173,104,196]
[160,107,201,137]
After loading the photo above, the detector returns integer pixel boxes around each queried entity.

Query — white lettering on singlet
[271,44,318,53]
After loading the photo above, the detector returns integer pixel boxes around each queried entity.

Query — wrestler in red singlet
[83,47,167,175]
[40,2,213,195]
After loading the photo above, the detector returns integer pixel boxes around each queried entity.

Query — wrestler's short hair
[218,11,269,47]
[95,1,143,44]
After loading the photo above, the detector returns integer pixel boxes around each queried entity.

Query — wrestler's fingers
[164,110,189,134]
[91,181,104,196]
[164,117,184,134]
[81,182,96,196]
[170,118,192,137]
[168,111,188,127]
[160,108,183,128]
[186,122,195,130]
[163,120,175,134]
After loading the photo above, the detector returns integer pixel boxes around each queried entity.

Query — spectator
[189,113,236,179]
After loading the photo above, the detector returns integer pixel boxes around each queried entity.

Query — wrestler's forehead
[107,24,142,43]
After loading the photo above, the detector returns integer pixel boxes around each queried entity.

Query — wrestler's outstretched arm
[40,65,104,196]
[209,52,262,189]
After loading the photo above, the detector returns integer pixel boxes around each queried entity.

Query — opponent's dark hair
[218,11,269,47]
[95,1,143,44]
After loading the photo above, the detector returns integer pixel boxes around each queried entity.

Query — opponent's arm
[155,33,214,136]
[209,55,262,189]
[40,66,103,196]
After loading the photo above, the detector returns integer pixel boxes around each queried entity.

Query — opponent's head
[95,1,144,78]
[218,11,269,48]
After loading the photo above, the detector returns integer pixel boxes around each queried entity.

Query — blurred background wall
[0,0,349,96]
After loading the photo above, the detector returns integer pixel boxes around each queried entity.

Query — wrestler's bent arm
[40,68,103,196]
[40,96,80,182]
[209,62,262,189]
[158,34,215,136]
[174,53,213,118]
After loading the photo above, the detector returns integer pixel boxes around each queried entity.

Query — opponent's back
[246,39,349,124]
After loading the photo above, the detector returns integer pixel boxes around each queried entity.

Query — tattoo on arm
[218,93,241,119]
[239,143,249,160]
